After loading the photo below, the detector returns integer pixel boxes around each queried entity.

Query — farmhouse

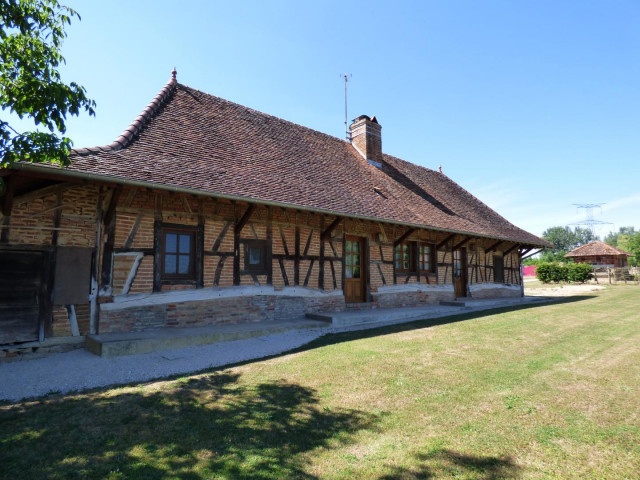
[0,70,548,348]
[565,240,633,267]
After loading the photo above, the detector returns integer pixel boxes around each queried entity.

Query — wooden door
[0,251,48,344]
[344,236,366,303]
[453,249,467,298]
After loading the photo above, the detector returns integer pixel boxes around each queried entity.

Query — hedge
[536,262,593,284]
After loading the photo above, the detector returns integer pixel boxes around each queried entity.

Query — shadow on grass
[0,372,379,479]
[378,449,521,479]
[284,295,597,354]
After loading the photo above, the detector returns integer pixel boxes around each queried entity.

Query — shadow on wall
[0,372,378,479]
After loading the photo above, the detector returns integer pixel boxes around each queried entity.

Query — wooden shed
[564,241,633,267]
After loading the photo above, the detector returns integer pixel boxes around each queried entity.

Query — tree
[0,0,95,169]
[540,226,597,262]
[604,227,639,267]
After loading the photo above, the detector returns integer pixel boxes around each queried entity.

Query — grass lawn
[1,286,639,479]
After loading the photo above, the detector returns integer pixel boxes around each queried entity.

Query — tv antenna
[569,203,612,235]
[340,73,352,141]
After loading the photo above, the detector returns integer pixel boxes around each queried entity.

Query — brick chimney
[349,115,383,167]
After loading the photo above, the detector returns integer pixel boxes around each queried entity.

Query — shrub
[567,263,593,283]
[536,262,568,283]
[536,262,593,283]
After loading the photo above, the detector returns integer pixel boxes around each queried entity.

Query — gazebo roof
[564,241,633,258]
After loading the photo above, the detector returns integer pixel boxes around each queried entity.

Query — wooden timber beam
[1,175,15,216]
[519,247,533,257]
[0,176,15,243]
[503,243,520,256]
[521,249,543,260]
[235,204,256,233]
[485,240,503,254]
[436,233,455,250]
[394,228,417,247]
[12,182,76,207]
[233,204,256,286]
[99,186,122,295]
[451,236,470,251]
[321,217,342,241]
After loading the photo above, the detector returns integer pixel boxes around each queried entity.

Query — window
[453,249,464,279]
[395,242,435,274]
[243,240,268,273]
[395,242,414,272]
[418,243,435,273]
[345,238,362,279]
[162,227,196,280]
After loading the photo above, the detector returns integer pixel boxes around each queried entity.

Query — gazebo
[565,241,633,267]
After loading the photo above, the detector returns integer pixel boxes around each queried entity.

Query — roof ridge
[179,84,352,147]
[72,74,178,156]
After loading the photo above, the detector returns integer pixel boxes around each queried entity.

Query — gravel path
[0,328,330,403]
[0,297,558,403]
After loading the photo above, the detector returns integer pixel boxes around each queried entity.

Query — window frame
[395,241,436,275]
[243,239,269,274]
[418,242,436,274]
[160,225,197,282]
[394,241,415,273]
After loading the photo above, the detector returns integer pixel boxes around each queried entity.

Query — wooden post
[233,204,255,286]
[319,216,325,290]
[0,175,15,243]
[266,207,273,286]
[89,188,104,334]
[99,187,121,296]
[294,225,300,285]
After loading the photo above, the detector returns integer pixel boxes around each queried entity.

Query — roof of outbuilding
[18,74,549,247]
[565,240,633,258]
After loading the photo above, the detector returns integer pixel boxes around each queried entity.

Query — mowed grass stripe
[1,287,639,479]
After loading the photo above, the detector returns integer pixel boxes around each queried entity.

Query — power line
[568,203,612,235]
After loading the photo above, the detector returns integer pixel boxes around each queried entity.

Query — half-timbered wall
[1,180,524,342]
[0,183,100,340]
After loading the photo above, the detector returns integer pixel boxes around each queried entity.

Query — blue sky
[54,0,639,238]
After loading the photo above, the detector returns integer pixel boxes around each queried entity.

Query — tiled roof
[19,75,549,247]
[565,241,633,257]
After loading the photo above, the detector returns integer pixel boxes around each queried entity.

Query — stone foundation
[98,286,345,333]
[372,284,454,308]
[468,283,522,299]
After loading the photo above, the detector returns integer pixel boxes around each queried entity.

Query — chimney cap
[351,114,379,125]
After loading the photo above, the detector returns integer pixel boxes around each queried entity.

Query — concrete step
[86,319,326,358]
[306,305,462,327]
[439,300,468,307]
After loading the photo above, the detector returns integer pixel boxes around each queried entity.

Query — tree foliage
[604,227,640,267]
[540,226,597,262]
[0,0,95,168]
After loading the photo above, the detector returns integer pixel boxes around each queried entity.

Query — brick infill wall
[98,287,345,333]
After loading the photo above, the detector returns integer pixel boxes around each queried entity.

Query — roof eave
[9,162,548,248]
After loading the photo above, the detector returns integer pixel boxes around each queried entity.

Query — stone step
[86,319,326,358]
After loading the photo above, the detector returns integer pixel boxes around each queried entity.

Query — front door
[344,236,366,303]
[0,250,48,344]
[453,249,467,298]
